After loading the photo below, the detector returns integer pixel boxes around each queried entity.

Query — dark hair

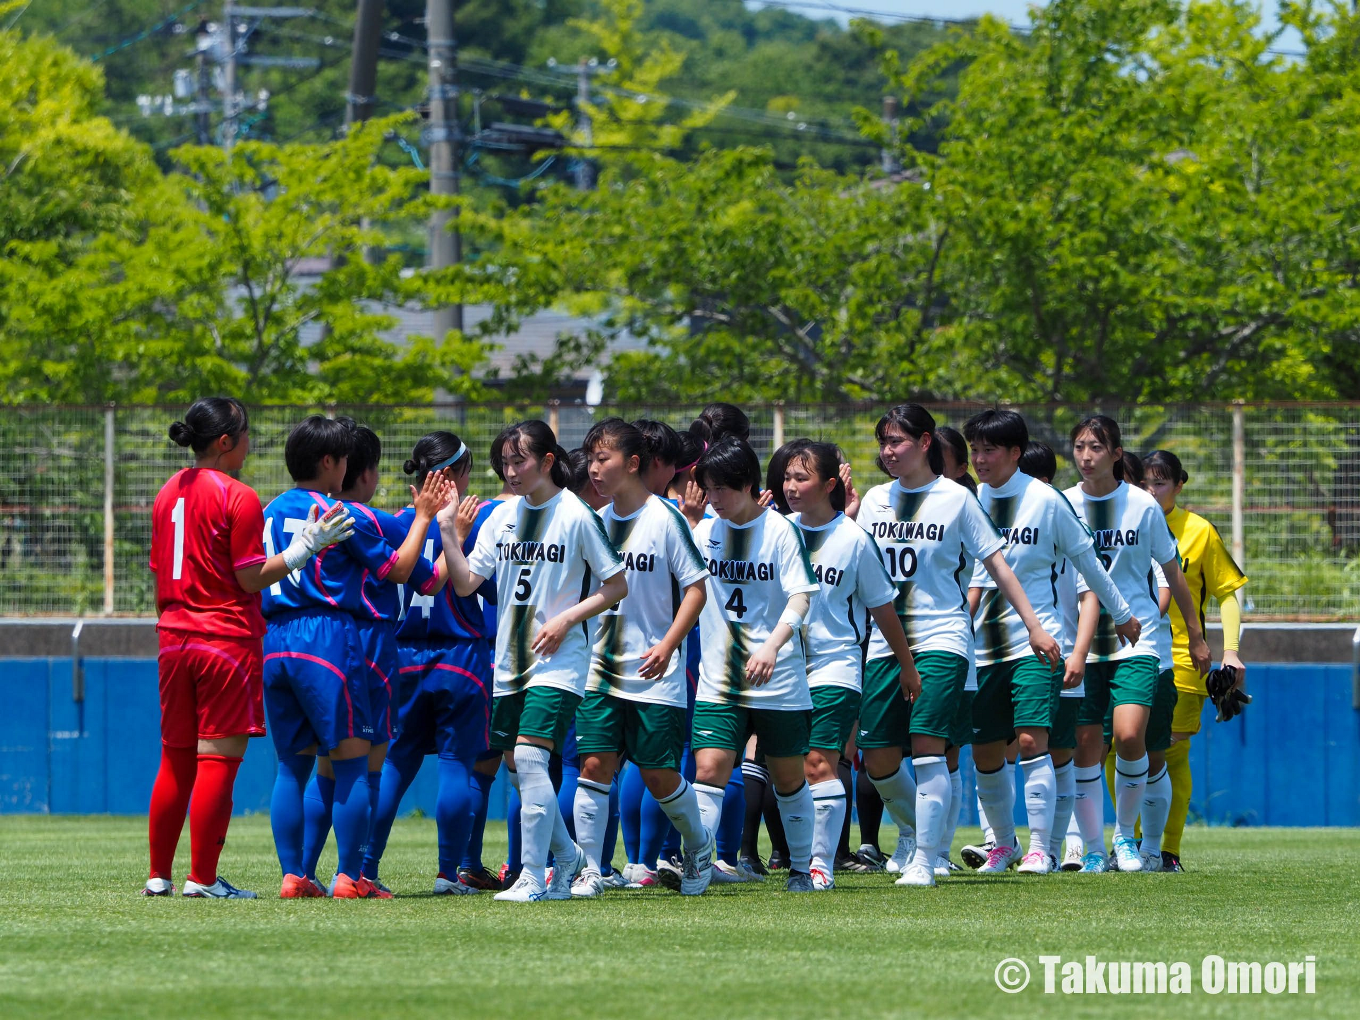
[403,430,471,484]
[583,417,649,473]
[1019,440,1057,483]
[934,425,968,472]
[785,441,847,513]
[632,418,682,469]
[673,431,705,472]
[284,414,355,483]
[963,408,1029,453]
[568,448,593,496]
[695,437,762,498]
[491,420,571,489]
[1121,451,1145,487]
[1071,414,1125,482]
[1144,449,1189,485]
[337,417,381,491]
[875,403,945,476]
[690,402,750,445]
[168,397,248,455]
[766,438,812,513]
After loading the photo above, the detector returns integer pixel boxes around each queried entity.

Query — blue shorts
[357,621,398,745]
[263,610,371,755]
[390,639,492,761]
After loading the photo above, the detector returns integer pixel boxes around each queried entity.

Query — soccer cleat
[546,842,587,900]
[856,843,888,869]
[458,866,501,891]
[1061,843,1085,871]
[333,874,392,899]
[141,877,175,897]
[960,840,995,870]
[884,832,917,874]
[1079,851,1109,874]
[710,860,741,884]
[280,873,324,898]
[499,867,522,891]
[494,873,549,902]
[571,868,604,899]
[433,873,479,895]
[894,862,936,887]
[1139,850,1164,873]
[977,838,1022,873]
[766,850,790,871]
[599,869,629,890]
[1049,853,1060,872]
[1112,835,1143,873]
[810,865,834,891]
[656,853,683,892]
[1064,834,1085,860]
[835,851,873,873]
[1162,851,1184,873]
[738,854,770,877]
[620,862,654,888]
[182,876,258,899]
[785,869,815,892]
[1017,850,1052,875]
[680,830,714,896]
[933,854,959,878]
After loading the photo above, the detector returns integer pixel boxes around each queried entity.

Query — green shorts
[1077,656,1159,728]
[490,687,582,753]
[1050,697,1080,751]
[858,657,911,751]
[809,686,858,752]
[949,688,975,749]
[691,701,810,759]
[972,657,1061,745]
[575,690,686,770]
[1103,668,1178,752]
[908,651,970,742]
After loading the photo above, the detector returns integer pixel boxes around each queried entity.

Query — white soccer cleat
[141,877,175,896]
[1111,836,1143,873]
[680,830,715,896]
[599,869,628,889]
[494,873,549,902]
[959,840,995,870]
[571,868,605,898]
[546,842,587,900]
[894,862,936,887]
[1017,849,1052,875]
[810,864,835,891]
[933,854,959,878]
[1079,851,1109,874]
[976,838,1022,873]
[1139,850,1164,873]
[181,876,258,899]
[656,854,683,892]
[1061,842,1085,871]
[884,831,917,874]
[433,874,479,895]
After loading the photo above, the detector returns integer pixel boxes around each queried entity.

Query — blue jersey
[395,499,499,642]
[348,502,416,623]
[260,488,437,620]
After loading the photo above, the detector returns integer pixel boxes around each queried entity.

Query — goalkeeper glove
[282,503,356,572]
[1206,664,1251,723]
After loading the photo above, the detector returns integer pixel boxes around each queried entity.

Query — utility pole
[346,0,384,127]
[575,57,595,191]
[427,0,463,337]
[881,95,901,175]
[222,0,237,152]
[193,21,213,144]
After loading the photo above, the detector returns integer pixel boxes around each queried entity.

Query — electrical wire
[89,0,208,62]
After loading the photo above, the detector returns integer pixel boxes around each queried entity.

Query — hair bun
[403,458,419,475]
[168,421,194,447]
[1181,470,1191,484]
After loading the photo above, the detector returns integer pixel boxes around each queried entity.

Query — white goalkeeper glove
[282,503,356,572]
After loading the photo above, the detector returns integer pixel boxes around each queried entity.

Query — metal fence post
[773,401,785,450]
[103,405,115,616]
[1231,400,1246,570]
[548,399,561,439]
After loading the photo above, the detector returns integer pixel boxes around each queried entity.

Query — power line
[90,0,208,62]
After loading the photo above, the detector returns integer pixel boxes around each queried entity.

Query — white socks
[572,778,612,873]
[1020,754,1056,857]
[514,744,558,882]
[1050,759,1076,857]
[657,777,708,851]
[694,782,726,839]
[1139,764,1172,855]
[868,763,917,834]
[1074,763,1104,852]
[775,782,815,873]
[910,755,950,869]
[1114,753,1149,840]
[810,779,846,871]
[940,767,962,859]
[975,763,1016,850]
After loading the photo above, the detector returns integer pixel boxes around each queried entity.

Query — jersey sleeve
[959,493,1006,561]
[1153,560,1169,590]
[1149,507,1180,565]
[228,485,267,570]
[777,519,821,598]
[465,505,501,581]
[579,505,625,582]
[1204,525,1248,600]
[665,506,710,588]
[855,530,897,608]
[346,507,403,580]
[468,503,499,603]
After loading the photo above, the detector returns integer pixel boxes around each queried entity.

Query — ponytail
[168,397,248,455]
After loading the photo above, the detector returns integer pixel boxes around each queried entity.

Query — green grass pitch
[2,817,1358,1018]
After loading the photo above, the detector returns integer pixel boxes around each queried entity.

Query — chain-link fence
[1,402,1355,619]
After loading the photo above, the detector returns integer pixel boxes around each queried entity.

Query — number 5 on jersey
[514,567,533,602]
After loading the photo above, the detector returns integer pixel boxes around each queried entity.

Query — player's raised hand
[757,489,774,508]
[839,462,861,519]
[678,480,708,528]
[282,503,355,571]
[453,494,481,545]
[412,470,453,520]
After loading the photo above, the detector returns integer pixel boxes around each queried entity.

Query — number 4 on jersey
[725,587,748,619]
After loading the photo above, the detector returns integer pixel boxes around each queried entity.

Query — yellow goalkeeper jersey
[1166,505,1247,694]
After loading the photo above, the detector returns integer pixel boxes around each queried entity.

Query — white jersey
[467,488,624,696]
[970,472,1132,666]
[587,495,709,706]
[1152,561,1172,671]
[858,476,1005,661]
[1055,554,1083,697]
[1063,481,1177,664]
[694,509,820,710]
[790,512,896,690]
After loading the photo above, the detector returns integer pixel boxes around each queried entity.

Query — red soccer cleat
[280,873,324,898]
[333,874,392,899]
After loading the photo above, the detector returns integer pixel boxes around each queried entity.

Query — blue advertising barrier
[1,659,1356,826]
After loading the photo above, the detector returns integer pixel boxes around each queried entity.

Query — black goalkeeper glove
[1205,664,1251,723]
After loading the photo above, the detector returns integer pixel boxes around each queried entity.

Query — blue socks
[270,753,314,879]
[600,773,621,874]
[330,757,371,880]
[718,775,746,866]
[620,760,646,863]
[301,771,335,881]
[640,785,670,867]
[506,784,523,872]
[436,755,476,878]
[363,752,422,882]
[461,766,499,871]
